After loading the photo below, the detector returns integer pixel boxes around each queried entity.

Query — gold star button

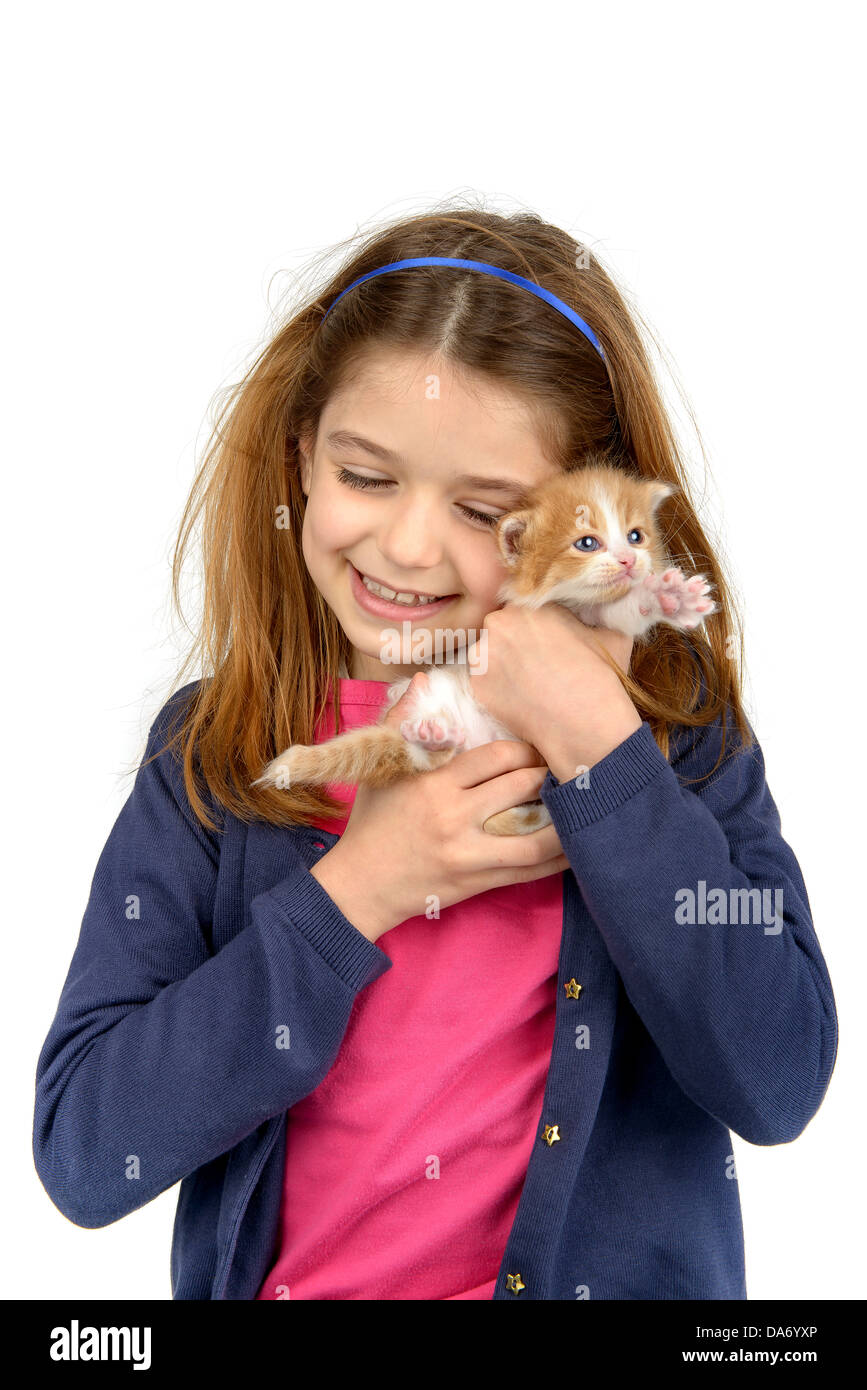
[542,1123,561,1146]
[564,978,583,999]
[505,1273,526,1294]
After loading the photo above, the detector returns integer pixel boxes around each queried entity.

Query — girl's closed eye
[334,466,503,528]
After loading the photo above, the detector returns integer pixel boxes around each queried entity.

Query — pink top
[255,676,563,1300]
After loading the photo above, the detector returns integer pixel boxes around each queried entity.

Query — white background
[4,1,863,1301]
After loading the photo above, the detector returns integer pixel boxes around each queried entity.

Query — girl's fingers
[486,851,570,888]
[471,763,550,820]
[447,738,543,789]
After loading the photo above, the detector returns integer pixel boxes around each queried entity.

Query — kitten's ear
[497,511,533,567]
[647,479,678,514]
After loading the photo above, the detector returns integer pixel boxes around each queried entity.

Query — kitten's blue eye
[627,528,644,544]
[573,535,600,552]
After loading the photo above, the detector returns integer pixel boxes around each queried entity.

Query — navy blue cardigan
[32,681,838,1299]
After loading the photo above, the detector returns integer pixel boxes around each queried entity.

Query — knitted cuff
[539,720,670,832]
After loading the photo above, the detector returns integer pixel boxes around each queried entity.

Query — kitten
[253,458,717,834]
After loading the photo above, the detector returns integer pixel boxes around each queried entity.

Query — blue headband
[321,256,605,362]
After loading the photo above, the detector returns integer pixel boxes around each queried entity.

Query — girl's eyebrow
[325,429,531,498]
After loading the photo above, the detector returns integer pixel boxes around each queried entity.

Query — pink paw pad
[400,716,466,750]
[643,566,717,627]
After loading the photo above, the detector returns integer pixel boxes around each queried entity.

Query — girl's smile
[347,560,461,620]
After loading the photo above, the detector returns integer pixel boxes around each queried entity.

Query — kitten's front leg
[586,569,717,638]
[638,569,717,631]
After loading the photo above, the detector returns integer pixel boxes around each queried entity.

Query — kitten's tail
[253,723,447,791]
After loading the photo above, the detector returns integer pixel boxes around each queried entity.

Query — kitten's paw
[645,568,717,629]
[483,802,553,835]
[400,715,467,751]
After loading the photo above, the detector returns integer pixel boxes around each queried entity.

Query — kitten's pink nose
[617,554,636,571]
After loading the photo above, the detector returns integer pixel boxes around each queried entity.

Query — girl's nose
[379,506,445,569]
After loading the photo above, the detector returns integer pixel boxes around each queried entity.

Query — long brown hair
[135,200,751,833]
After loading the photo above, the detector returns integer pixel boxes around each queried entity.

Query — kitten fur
[253,458,717,835]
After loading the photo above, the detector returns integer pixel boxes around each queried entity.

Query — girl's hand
[469,605,642,780]
[309,673,570,942]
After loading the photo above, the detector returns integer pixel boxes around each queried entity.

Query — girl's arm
[536,713,839,1145]
[32,686,391,1228]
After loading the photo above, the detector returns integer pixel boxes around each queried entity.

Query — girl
[33,205,838,1300]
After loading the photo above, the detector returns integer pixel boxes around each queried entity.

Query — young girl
[33,206,838,1300]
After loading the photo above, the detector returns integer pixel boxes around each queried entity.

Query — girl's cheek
[304,492,359,552]
[300,505,339,579]
[462,556,508,615]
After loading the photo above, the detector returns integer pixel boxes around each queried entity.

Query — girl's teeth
[361,573,444,605]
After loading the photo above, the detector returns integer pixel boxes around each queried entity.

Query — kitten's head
[495,457,676,613]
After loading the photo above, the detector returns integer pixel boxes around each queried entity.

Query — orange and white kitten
[254,459,717,834]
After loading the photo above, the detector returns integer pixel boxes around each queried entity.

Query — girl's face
[298,346,560,680]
